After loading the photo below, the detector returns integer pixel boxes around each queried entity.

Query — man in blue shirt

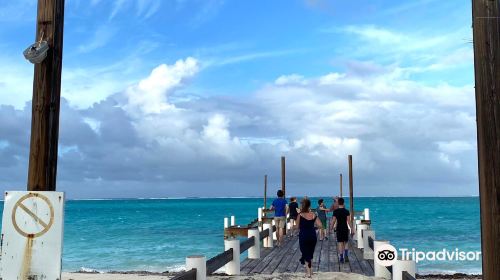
[270,189,288,246]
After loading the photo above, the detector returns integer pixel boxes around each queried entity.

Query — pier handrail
[206,248,234,274]
[402,271,417,280]
[172,224,277,279]
[240,236,256,253]
[171,268,197,280]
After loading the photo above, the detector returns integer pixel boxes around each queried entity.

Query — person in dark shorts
[331,197,351,263]
[295,198,323,278]
[288,197,299,236]
[316,199,329,241]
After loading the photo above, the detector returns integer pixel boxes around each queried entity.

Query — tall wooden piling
[281,156,286,196]
[281,156,286,235]
[472,1,500,279]
[27,0,65,191]
[348,155,354,228]
[340,173,343,197]
[264,175,268,209]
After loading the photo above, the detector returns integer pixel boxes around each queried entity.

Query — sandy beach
[62,272,482,280]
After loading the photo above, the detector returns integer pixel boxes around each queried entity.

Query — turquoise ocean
[0,197,481,274]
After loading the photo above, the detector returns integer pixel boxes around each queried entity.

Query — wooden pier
[240,234,374,276]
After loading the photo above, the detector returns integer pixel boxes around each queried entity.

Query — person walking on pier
[270,189,288,246]
[329,196,339,235]
[296,198,323,278]
[316,199,329,241]
[331,197,351,263]
[288,197,299,236]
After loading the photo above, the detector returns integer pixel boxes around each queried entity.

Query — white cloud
[0,57,479,197]
[125,57,199,114]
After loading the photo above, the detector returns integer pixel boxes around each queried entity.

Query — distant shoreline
[66,195,480,201]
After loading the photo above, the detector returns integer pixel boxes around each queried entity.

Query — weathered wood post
[348,155,354,230]
[281,156,286,196]
[264,175,268,209]
[472,1,500,279]
[340,173,343,197]
[27,0,65,192]
[281,156,286,235]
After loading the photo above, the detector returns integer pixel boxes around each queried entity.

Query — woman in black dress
[295,198,323,277]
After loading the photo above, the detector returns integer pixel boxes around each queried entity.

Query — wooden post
[340,173,343,197]
[264,175,268,209]
[348,155,354,229]
[27,0,65,191]
[281,156,286,235]
[281,156,286,196]
[472,1,500,279]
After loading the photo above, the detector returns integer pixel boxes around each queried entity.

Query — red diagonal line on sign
[18,203,49,228]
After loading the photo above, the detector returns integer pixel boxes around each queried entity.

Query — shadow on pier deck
[241,235,373,276]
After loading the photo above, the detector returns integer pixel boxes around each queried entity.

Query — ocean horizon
[0,196,482,275]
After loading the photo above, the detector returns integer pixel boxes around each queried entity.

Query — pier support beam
[186,255,206,280]
[348,155,354,230]
[356,224,369,249]
[230,216,235,226]
[224,239,240,275]
[247,229,261,259]
[264,175,267,209]
[364,208,370,221]
[224,217,229,229]
[472,1,500,279]
[263,223,273,248]
[340,173,343,197]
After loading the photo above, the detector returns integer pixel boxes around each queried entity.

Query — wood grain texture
[472,1,500,279]
[27,0,65,191]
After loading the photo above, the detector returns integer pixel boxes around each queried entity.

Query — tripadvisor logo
[375,244,398,266]
[375,244,482,266]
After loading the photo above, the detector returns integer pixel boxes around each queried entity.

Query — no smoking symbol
[11,193,54,238]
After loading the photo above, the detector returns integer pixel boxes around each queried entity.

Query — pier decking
[240,235,374,276]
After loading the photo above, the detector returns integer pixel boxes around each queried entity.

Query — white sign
[0,191,65,280]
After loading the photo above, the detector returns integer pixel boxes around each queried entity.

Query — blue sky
[0,0,477,198]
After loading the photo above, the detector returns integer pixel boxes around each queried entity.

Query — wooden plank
[328,235,340,272]
[312,236,322,272]
[350,240,374,276]
[261,236,295,274]
[241,248,272,274]
[206,249,233,275]
[250,242,283,273]
[275,237,300,273]
[347,242,363,274]
[286,237,304,273]
[367,259,374,271]
[472,1,500,279]
[170,269,196,280]
[240,236,255,253]
[318,238,329,272]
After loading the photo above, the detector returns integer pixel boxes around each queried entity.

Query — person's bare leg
[338,242,345,258]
